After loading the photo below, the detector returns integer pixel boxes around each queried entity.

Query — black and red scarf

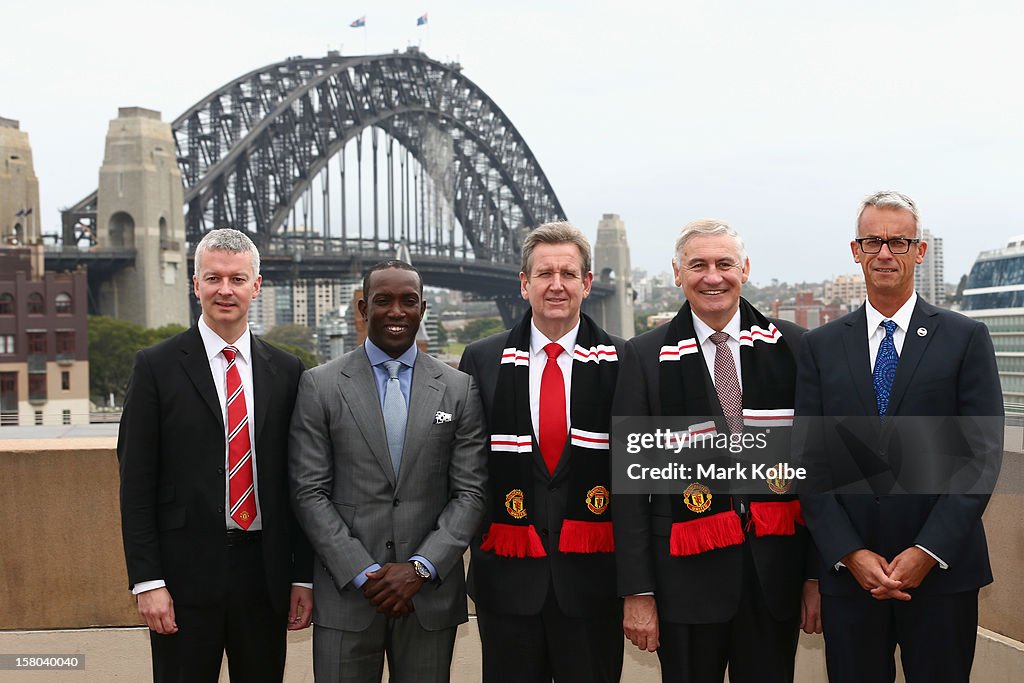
[658,298,804,557]
[480,311,619,558]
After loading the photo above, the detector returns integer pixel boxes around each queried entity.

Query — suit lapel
[841,306,878,416]
[341,349,397,488]
[886,299,940,416]
[397,353,444,490]
[180,327,223,429]
[251,336,274,446]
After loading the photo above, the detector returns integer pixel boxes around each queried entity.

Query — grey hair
[521,221,592,276]
[856,191,921,238]
[672,219,746,266]
[194,228,261,276]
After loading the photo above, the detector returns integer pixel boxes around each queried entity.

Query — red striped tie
[539,342,567,475]
[223,346,256,529]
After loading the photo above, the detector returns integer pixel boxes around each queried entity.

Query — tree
[88,316,184,407]
[456,317,505,343]
[264,324,316,354]
[262,339,318,369]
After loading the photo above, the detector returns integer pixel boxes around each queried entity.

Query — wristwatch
[410,559,431,581]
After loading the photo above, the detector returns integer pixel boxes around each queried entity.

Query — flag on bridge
[23,208,32,215]
[15,209,24,216]
[416,13,428,26]
[350,16,366,28]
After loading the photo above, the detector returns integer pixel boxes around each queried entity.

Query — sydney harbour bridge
[45,48,631,331]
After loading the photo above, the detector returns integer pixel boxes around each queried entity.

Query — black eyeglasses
[855,237,920,254]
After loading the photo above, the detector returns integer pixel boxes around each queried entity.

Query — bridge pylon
[591,213,635,339]
[96,107,188,328]
[0,118,40,247]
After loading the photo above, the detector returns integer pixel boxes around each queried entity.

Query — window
[34,410,43,425]
[0,292,12,315]
[61,371,70,391]
[55,292,73,314]
[27,292,44,315]
[27,332,46,354]
[62,409,71,425]
[56,331,75,355]
[0,335,13,354]
[29,374,46,401]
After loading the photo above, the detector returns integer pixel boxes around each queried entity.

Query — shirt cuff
[351,563,382,589]
[132,580,166,595]
[291,583,313,589]
[409,555,436,580]
[629,592,655,597]
[915,544,948,569]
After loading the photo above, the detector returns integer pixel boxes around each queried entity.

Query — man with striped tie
[459,222,625,683]
[118,229,312,682]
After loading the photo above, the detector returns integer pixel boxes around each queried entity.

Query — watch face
[413,561,430,579]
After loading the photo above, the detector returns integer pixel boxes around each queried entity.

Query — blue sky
[4,1,1023,285]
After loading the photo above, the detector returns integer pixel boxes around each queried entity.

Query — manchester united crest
[504,489,527,519]
[767,464,792,494]
[586,485,610,515]
[683,482,712,513]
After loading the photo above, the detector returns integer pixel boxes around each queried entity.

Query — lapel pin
[916,327,927,337]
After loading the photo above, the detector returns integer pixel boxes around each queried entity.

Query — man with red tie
[459,222,625,683]
[118,229,313,682]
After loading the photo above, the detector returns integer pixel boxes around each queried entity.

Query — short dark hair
[362,260,423,297]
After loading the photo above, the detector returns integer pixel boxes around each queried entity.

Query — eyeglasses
[855,237,920,254]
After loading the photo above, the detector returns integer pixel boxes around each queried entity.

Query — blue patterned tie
[382,360,407,477]
[873,320,899,417]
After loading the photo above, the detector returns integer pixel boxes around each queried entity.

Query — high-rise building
[915,228,945,303]
[823,274,867,308]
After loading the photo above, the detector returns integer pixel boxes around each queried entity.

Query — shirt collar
[865,291,918,335]
[530,319,580,358]
[691,308,742,345]
[198,316,251,364]
[364,337,418,369]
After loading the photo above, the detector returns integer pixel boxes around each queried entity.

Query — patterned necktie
[709,332,743,434]
[873,319,899,417]
[538,342,567,475]
[382,360,407,477]
[223,346,256,529]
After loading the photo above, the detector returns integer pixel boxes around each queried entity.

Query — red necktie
[223,346,256,529]
[538,342,567,475]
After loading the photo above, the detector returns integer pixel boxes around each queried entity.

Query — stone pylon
[593,213,635,338]
[96,107,188,328]
[0,117,41,247]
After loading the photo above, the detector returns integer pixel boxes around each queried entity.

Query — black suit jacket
[459,330,624,618]
[118,326,313,615]
[796,298,1002,596]
[612,317,812,624]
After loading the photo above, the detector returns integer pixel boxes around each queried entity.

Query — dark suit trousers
[149,535,286,683]
[476,579,623,683]
[821,589,979,683]
[657,544,800,683]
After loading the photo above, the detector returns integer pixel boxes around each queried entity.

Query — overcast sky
[4,0,1023,286]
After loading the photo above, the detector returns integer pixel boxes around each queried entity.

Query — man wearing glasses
[796,191,1002,682]
[614,220,820,682]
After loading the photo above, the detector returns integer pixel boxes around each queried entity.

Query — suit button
[217,505,225,513]
[874,497,880,504]
[393,498,400,507]
[548,483,558,491]
[217,466,225,474]
[386,540,394,549]
[541,528,549,537]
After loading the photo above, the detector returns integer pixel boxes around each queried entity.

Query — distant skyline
[5,1,1023,286]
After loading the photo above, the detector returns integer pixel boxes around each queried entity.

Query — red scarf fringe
[480,522,547,558]
[558,520,615,554]
[669,511,745,556]
[747,500,804,537]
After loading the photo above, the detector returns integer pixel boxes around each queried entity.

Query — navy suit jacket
[796,298,1002,596]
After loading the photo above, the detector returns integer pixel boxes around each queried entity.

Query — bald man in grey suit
[289,261,487,683]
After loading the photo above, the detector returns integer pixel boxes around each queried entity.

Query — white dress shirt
[692,309,743,392]
[528,320,579,440]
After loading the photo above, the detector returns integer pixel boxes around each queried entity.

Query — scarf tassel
[669,511,745,557]
[746,500,805,537]
[480,522,547,558]
[558,520,615,554]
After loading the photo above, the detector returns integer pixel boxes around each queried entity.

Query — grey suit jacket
[289,346,488,631]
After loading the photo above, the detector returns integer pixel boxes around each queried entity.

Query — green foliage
[262,339,318,369]
[87,316,185,406]
[264,324,316,354]
[433,320,449,347]
[456,317,505,343]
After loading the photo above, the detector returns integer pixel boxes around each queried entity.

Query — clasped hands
[361,562,428,617]
[841,547,937,601]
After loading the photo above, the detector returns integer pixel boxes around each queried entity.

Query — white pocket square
[435,411,453,424]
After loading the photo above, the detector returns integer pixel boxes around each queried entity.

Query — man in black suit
[459,222,624,683]
[118,228,313,682]
[613,219,820,683]
[796,191,1002,682]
